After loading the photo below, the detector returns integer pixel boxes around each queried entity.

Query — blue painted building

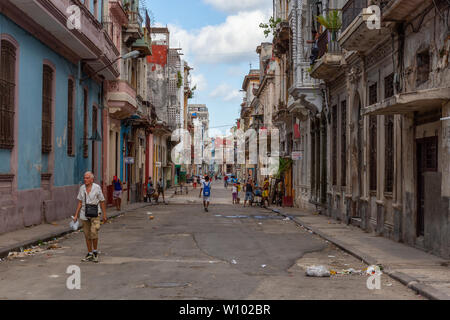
[0,0,120,233]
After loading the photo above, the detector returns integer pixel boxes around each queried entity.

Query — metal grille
[42,65,53,154]
[83,89,88,158]
[341,101,347,187]
[384,73,394,99]
[369,115,377,191]
[369,82,377,105]
[385,115,394,193]
[342,0,368,31]
[0,40,16,149]
[332,105,337,186]
[67,79,74,155]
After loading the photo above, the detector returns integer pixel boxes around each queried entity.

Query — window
[93,0,98,19]
[42,65,53,154]
[385,115,394,193]
[341,101,347,187]
[332,105,337,186]
[67,79,74,156]
[416,50,430,86]
[384,73,394,99]
[0,40,16,149]
[83,89,88,158]
[369,115,377,192]
[92,106,97,173]
[369,82,377,105]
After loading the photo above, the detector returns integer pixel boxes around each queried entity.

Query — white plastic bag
[306,265,330,277]
[69,217,79,231]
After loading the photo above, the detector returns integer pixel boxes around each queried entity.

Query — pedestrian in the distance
[232,183,238,204]
[193,176,197,189]
[146,177,155,203]
[243,178,254,207]
[157,177,166,204]
[73,171,107,263]
[112,175,123,211]
[199,175,212,212]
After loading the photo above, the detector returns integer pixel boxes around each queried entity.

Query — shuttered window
[42,65,53,154]
[332,105,337,186]
[384,73,394,99]
[369,83,377,105]
[83,89,88,158]
[0,40,16,149]
[369,115,377,191]
[67,79,74,156]
[341,101,347,187]
[385,115,394,193]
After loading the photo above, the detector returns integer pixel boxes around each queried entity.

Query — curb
[266,207,450,300]
[0,202,152,260]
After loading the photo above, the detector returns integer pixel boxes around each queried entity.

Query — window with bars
[385,115,394,193]
[384,73,394,99]
[42,65,53,154]
[369,115,377,191]
[83,89,88,158]
[341,101,347,187]
[369,82,377,106]
[0,40,16,149]
[67,79,74,156]
[332,105,337,186]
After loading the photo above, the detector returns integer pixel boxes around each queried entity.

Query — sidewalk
[0,201,154,260]
[0,185,185,259]
[266,206,450,300]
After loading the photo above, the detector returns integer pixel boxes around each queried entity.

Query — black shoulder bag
[84,188,99,218]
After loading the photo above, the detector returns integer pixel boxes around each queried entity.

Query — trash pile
[306,265,383,277]
[6,239,63,260]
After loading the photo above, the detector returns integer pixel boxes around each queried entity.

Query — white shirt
[77,183,105,220]
[232,186,237,193]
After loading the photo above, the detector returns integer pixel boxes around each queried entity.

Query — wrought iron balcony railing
[342,0,367,31]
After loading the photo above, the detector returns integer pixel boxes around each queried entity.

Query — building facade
[309,0,450,258]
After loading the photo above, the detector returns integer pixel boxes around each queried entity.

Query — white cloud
[168,9,272,65]
[210,83,242,102]
[203,0,272,14]
[191,73,207,92]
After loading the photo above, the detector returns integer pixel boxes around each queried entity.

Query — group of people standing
[230,177,271,208]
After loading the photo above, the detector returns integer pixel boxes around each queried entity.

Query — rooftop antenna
[249,62,252,70]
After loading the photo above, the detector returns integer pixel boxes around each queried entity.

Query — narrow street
[0,181,422,300]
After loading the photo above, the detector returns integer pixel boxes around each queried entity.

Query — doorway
[416,136,438,237]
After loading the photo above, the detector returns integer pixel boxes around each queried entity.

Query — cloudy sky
[142,0,273,134]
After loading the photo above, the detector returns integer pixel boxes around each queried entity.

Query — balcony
[310,30,344,82]
[382,0,433,22]
[6,0,120,80]
[362,87,450,116]
[123,8,143,44]
[273,21,290,57]
[131,27,152,56]
[107,80,138,119]
[339,0,391,53]
[109,0,128,24]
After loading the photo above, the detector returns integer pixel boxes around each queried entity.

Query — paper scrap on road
[306,265,330,277]
[49,275,59,278]
[328,255,335,258]
[261,264,267,268]
[231,259,237,264]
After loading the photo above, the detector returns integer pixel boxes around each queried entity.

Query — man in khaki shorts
[73,171,107,263]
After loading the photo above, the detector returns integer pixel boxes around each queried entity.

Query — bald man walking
[73,171,107,263]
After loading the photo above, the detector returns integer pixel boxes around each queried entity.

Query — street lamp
[81,50,141,82]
